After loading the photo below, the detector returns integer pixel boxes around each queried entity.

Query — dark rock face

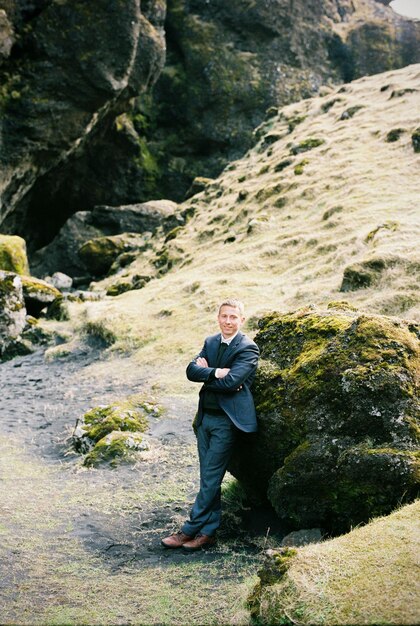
[144,0,420,200]
[229,304,419,533]
[0,0,166,248]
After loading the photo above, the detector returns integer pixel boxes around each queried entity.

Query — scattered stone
[340,255,403,292]
[386,128,405,142]
[281,528,323,547]
[290,138,325,155]
[340,105,364,120]
[21,276,62,317]
[0,235,29,275]
[229,305,420,533]
[49,272,73,291]
[412,128,420,153]
[0,271,27,359]
[274,159,293,172]
[106,275,152,297]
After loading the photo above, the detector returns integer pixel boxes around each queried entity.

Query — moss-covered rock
[83,431,148,468]
[290,138,325,155]
[78,233,145,277]
[73,395,161,462]
[20,275,61,317]
[340,255,409,292]
[0,270,27,359]
[0,234,29,275]
[229,305,419,533]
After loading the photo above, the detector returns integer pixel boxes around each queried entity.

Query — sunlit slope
[72,64,420,389]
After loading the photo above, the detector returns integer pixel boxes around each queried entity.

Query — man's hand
[216,368,230,378]
[196,357,208,367]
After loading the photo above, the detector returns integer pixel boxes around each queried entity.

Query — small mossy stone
[229,306,420,533]
[73,395,161,456]
[83,431,148,467]
[290,138,325,155]
[21,276,62,317]
[0,235,29,275]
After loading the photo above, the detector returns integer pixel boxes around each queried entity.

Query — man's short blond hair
[218,298,245,317]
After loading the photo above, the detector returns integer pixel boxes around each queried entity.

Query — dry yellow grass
[256,500,420,625]
[58,63,420,396]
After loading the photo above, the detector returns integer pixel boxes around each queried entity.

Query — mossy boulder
[0,234,29,275]
[229,305,419,533]
[21,275,62,317]
[0,270,27,359]
[83,431,148,468]
[73,395,161,465]
[78,233,145,276]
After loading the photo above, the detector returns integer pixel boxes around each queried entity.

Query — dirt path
[0,347,282,625]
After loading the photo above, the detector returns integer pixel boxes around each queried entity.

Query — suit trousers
[182,412,237,537]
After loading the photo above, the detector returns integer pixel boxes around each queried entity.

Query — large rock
[0,270,26,359]
[21,275,61,317]
[78,233,148,277]
[0,0,166,249]
[0,234,29,274]
[230,304,419,533]
[31,200,181,277]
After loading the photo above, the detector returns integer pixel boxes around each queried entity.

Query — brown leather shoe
[182,533,216,551]
[161,531,194,549]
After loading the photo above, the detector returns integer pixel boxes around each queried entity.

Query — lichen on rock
[229,305,419,533]
[0,270,27,359]
[83,431,149,468]
[0,234,30,275]
[73,395,161,466]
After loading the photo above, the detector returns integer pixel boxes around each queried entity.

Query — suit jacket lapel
[207,334,221,367]
[219,332,243,367]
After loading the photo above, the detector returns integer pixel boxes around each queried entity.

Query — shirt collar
[220,331,239,345]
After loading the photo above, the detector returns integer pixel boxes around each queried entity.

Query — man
[161,298,259,551]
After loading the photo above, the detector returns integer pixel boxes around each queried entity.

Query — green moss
[290,138,325,155]
[230,306,420,533]
[0,235,29,275]
[294,159,309,175]
[74,395,161,462]
[83,431,147,468]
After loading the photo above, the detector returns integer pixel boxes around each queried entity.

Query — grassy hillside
[252,500,420,625]
[57,63,420,396]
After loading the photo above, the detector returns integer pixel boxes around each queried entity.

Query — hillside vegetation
[61,63,420,396]
[251,500,420,625]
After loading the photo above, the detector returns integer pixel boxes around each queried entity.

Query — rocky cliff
[0,0,419,253]
[143,0,420,199]
[0,0,166,250]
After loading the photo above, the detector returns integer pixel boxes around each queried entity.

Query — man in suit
[161,298,259,551]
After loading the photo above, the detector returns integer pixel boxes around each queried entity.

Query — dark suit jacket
[186,331,259,433]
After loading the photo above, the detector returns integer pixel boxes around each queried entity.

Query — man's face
[217,305,245,338]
